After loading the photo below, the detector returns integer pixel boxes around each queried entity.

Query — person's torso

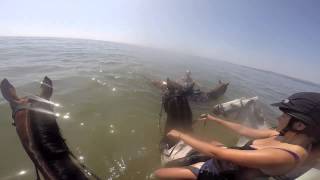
[237,136,309,179]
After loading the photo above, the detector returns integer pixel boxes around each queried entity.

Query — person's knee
[153,168,197,179]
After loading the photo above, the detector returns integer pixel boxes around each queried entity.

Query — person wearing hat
[154,92,320,179]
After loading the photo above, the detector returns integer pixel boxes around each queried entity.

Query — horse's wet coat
[160,79,193,149]
[1,77,90,180]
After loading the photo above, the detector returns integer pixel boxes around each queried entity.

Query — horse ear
[0,78,20,103]
[40,76,53,100]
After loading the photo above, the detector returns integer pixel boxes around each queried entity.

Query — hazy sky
[1,0,319,83]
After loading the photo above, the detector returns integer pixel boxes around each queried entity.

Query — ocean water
[0,37,320,180]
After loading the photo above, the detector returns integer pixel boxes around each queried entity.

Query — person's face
[276,113,291,131]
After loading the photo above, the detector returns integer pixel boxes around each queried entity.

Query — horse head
[1,77,94,180]
[1,76,53,113]
[207,80,229,99]
[161,78,193,148]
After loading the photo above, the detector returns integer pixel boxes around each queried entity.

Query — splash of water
[107,157,127,180]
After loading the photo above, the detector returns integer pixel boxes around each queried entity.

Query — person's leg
[153,167,197,180]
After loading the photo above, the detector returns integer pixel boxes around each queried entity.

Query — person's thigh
[154,167,197,179]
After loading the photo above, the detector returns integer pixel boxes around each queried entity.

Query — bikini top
[239,139,300,162]
[234,139,313,180]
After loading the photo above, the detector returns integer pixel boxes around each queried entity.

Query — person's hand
[198,113,219,122]
[167,129,182,140]
[198,113,209,122]
[198,113,213,126]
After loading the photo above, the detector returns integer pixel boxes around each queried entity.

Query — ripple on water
[108,124,117,134]
[91,77,107,86]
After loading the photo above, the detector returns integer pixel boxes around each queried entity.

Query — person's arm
[169,130,295,169]
[200,114,279,139]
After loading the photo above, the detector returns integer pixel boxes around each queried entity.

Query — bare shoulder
[275,143,309,161]
[253,140,308,161]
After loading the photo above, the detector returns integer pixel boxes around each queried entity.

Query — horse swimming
[1,77,100,180]
[151,71,229,102]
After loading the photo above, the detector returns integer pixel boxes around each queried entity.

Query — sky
[0,0,320,84]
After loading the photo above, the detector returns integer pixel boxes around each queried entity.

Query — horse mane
[163,93,193,133]
[161,80,193,148]
[29,101,88,180]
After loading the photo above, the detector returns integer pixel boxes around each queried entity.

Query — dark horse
[188,80,229,102]
[1,77,99,180]
[160,79,210,166]
[160,79,193,149]
[152,79,229,102]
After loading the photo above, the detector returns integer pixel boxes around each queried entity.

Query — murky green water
[1,37,320,179]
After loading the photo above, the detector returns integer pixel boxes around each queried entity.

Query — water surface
[1,37,320,179]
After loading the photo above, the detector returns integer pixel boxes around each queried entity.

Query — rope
[35,164,40,180]
[158,98,164,135]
